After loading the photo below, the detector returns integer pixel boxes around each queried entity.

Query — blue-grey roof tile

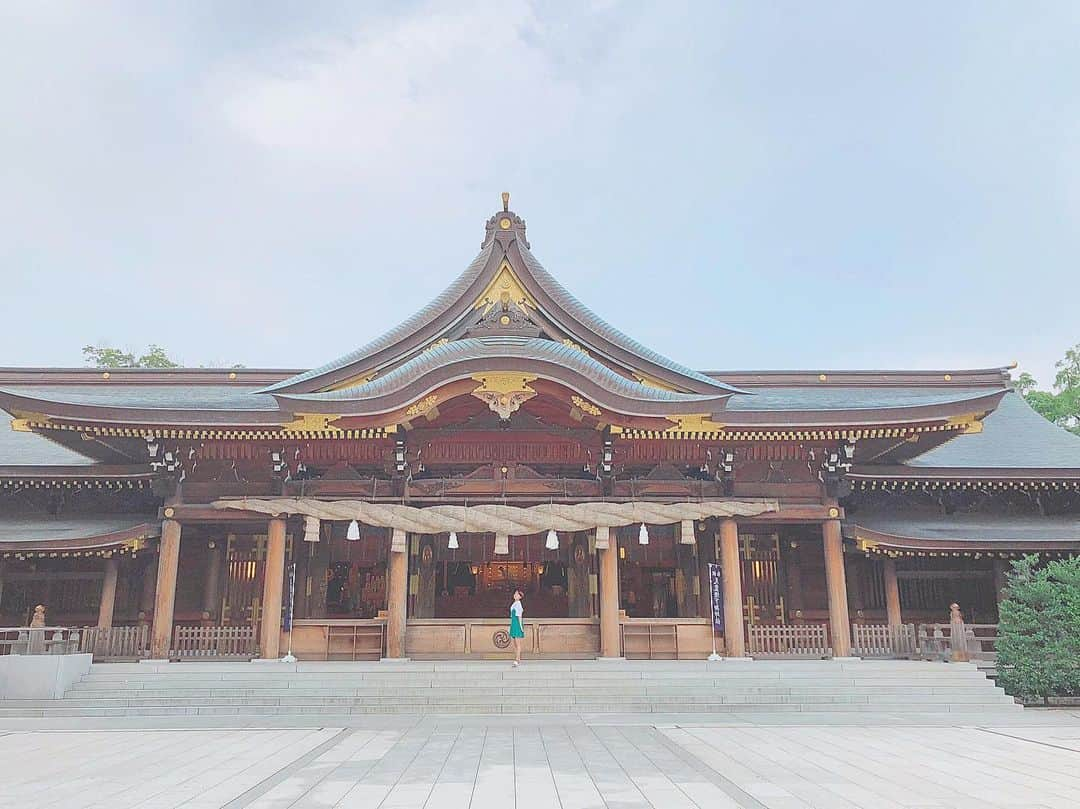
[0,409,97,466]
[907,392,1080,468]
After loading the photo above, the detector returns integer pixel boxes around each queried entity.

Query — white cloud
[211,2,588,186]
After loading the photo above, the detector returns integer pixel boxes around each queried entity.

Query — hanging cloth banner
[283,561,296,633]
[213,498,780,544]
[708,562,724,632]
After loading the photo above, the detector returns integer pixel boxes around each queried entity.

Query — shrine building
[2,196,1079,662]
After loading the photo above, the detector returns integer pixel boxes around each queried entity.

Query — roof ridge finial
[502,191,510,212]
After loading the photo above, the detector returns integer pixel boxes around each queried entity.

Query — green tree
[1015,343,1080,435]
[996,554,1080,701]
[83,344,180,369]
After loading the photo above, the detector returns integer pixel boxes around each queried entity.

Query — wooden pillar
[97,555,119,629]
[138,551,157,626]
[719,519,747,658]
[202,540,225,622]
[823,518,852,657]
[599,532,620,657]
[385,540,409,659]
[150,520,181,659]
[259,518,287,659]
[883,557,902,628]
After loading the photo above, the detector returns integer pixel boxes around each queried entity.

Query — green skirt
[509,614,525,638]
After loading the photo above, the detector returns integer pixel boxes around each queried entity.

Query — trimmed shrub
[996,554,1080,701]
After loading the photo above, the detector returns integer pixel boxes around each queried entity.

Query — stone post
[385,538,409,659]
[259,518,287,659]
[883,557,902,628]
[97,554,119,629]
[150,519,182,659]
[599,529,621,658]
[823,517,852,658]
[719,518,747,658]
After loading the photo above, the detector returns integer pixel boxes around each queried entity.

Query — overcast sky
[2,2,1077,387]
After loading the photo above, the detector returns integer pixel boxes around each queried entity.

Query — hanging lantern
[303,516,320,543]
[545,529,559,550]
[448,531,459,550]
[638,522,649,545]
[346,520,361,541]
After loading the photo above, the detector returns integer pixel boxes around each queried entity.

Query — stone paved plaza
[3,712,1080,808]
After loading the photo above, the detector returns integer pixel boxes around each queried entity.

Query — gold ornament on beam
[471,372,537,420]
[281,413,343,434]
[405,394,439,418]
[945,413,984,435]
[473,260,536,314]
[571,396,601,417]
[663,413,726,435]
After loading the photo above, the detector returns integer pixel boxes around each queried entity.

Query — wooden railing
[79,626,149,661]
[0,627,81,656]
[747,624,831,657]
[852,624,917,658]
[172,625,257,659]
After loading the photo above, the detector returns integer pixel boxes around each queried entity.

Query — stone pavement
[2,713,1079,808]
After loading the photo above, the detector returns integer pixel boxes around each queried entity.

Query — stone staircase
[0,659,1021,718]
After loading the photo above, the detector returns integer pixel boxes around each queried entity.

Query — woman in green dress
[509,589,525,666]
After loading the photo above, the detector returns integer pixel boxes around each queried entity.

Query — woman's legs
[513,637,522,664]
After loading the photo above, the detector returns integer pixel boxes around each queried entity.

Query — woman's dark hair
[513,589,523,598]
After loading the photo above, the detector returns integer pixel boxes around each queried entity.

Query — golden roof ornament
[502,191,510,211]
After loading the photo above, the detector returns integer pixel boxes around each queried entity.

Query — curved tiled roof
[261,209,740,396]
[845,511,1080,548]
[724,386,1001,412]
[0,514,160,551]
[0,408,97,465]
[514,244,736,393]
[907,392,1080,469]
[0,385,277,411]
[275,336,730,416]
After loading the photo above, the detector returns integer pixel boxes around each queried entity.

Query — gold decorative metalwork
[499,217,512,230]
[562,338,587,354]
[471,372,537,419]
[502,191,510,211]
[571,396,601,417]
[282,413,343,434]
[665,414,725,434]
[405,395,439,418]
[945,413,983,434]
[422,338,450,353]
[473,260,536,314]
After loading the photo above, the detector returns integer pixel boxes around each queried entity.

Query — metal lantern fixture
[346,520,361,541]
